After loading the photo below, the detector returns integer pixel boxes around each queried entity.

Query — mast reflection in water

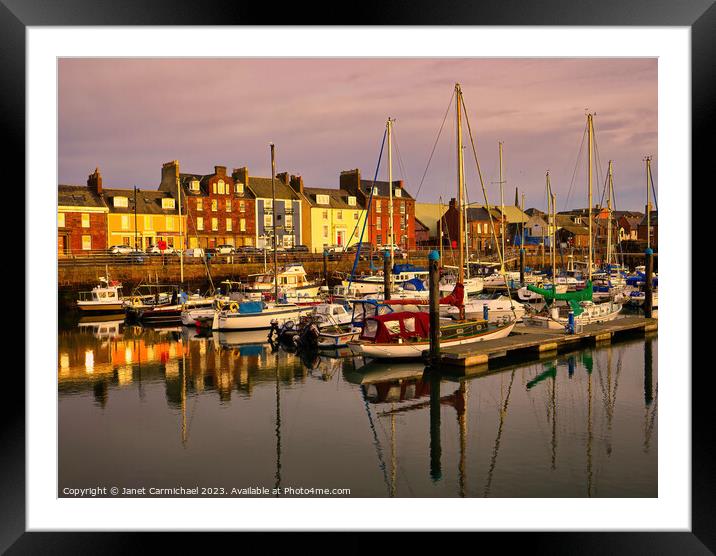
[58,322,657,497]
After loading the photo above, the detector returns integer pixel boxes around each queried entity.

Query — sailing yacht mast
[645,156,652,250]
[456,83,466,320]
[270,143,279,303]
[552,191,557,282]
[387,118,395,275]
[438,196,444,262]
[587,113,594,281]
[607,160,614,266]
[462,152,470,279]
[176,177,184,286]
[498,142,505,273]
[543,172,548,269]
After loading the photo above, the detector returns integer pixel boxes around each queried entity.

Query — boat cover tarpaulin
[361,311,431,342]
[385,282,464,307]
[239,301,264,314]
[527,280,593,316]
[392,264,426,275]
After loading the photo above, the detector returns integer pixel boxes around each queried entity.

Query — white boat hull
[348,322,516,360]
[215,305,313,330]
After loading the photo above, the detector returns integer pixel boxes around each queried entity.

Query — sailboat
[523,113,622,329]
[348,84,515,360]
[212,144,314,330]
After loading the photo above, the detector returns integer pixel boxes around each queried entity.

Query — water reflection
[59,321,658,498]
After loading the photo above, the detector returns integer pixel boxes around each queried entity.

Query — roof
[359,179,414,200]
[57,185,107,209]
[304,187,358,209]
[640,211,658,226]
[247,176,299,200]
[414,203,447,232]
[465,205,503,222]
[103,188,180,215]
[560,224,589,236]
[414,217,429,231]
[496,205,529,224]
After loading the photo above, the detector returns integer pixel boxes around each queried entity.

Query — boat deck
[430,316,657,369]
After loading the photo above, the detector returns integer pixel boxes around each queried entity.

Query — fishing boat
[450,294,526,323]
[347,310,515,360]
[76,277,125,315]
[246,264,321,300]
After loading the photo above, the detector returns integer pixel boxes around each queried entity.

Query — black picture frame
[4,0,708,552]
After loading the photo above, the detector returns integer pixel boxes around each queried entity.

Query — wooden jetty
[432,316,657,369]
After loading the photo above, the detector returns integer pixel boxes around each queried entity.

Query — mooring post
[519,247,525,286]
[428,368,442,482]
[323,249,329,292]
[568,310,575,335]
[644,247,653,318]
[428,250,441,366]
[383,249,391,301]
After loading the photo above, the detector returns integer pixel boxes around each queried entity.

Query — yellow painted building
[303,188,367,253]
[104,188,186,250]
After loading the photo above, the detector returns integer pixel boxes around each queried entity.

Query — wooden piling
[383,250,391,301]
[519,248,525,285]
[644,248,654,318]
[428,250,441,365]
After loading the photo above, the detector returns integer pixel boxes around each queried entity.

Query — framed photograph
[6,0,708,551]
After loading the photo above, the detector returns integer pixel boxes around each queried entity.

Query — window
[336,211,343,220]
[395,189,402,198]
[377,234,382,244]
[212,182,217,194]
[226,218,232,232]
[239,201,245,212]
[322,210,328,220]
[218,179,225,195]
[404,317,416,333]
[265,199,273,210]
[385,321,401,335]
[376,202,381,213]
[240,218,246,232]
[354,212,359,221]
[81,213,90,228]
[235,182,244,194]
[264,214,273,228]
[190,179,200,191]
[161,198,175,209]
[348,196,356,206]
[212,218,218,231]
[322,226,329,238]
[82,235,91,250]
[363,320,378,339]
[400,202,406,214]
[226,199,232,212]
[317,194,329,205]
[285,214,293,228]
[166,216,174,230]
[211,199,218,212]
[197,217,204,231]
[113,196,128,208]
[144,216,152,230]
[58,213,65,227]
[196,198,203,211]
[376,216,382,229]
[373,187,378,196]
[121,215,129,230]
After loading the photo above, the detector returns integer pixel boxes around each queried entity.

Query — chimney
[340,169,361,196]
[161,160,179,190]
[276,171,290,186]
[514,187,519,207]
[289,174,304,194]
[232,167,249,187]
[395,179,404,189]
[87,167,102,195]
[214,165,227,177]
[449,197,457,209]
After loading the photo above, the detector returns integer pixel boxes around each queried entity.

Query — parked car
[182,248,205,258]
[125,250,146,263]
[147,245,176,255]
[236,245,261,255]
[216,244,235,255]
[109,245,133,255]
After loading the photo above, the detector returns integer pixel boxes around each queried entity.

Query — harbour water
[58,320,657,497]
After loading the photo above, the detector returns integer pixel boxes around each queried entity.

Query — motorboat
[76,277,125,315]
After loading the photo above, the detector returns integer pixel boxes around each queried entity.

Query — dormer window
[190,179,200,191]
[348,196,356,206]
[235,182,244,194]
[161,198,175,210]
[317,194,330,205]
[113,196,128,208]
[394,189,402,197]
[373,187,379,196]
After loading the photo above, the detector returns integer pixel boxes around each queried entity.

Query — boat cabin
[360,311,431,343]
[250,264,312,289]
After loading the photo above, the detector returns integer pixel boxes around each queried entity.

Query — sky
[58,58,657,211]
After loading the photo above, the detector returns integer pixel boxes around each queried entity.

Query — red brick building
[440,198,505,255]
[339,168,416,250]
[159,161,257,249]
[57,168,109,254]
